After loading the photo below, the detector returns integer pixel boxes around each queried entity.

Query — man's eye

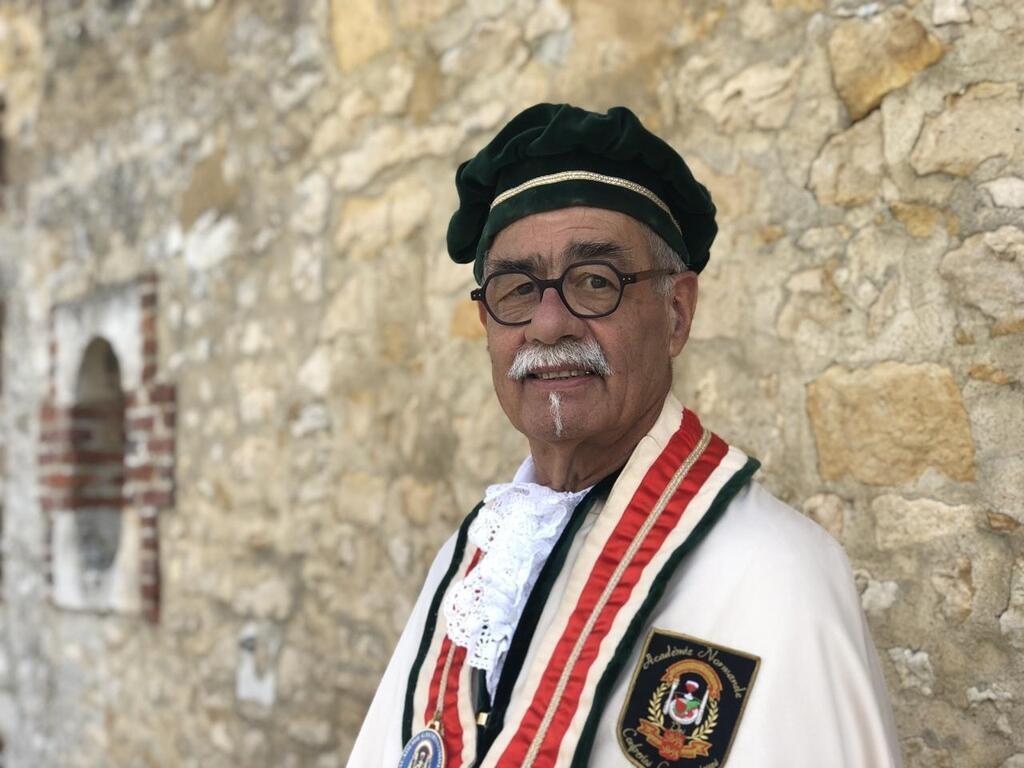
[580,273,612,290]
[513,282,536,296]
[498,280,536,301]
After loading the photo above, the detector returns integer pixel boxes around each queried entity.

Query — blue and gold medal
[398,719,445,768]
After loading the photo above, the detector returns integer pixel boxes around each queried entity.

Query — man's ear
[668,271,698,357]
[478,299,489,330]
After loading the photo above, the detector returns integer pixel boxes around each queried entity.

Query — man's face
[478,206,698,448]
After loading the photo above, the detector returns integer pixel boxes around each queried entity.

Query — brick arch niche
[38,274,175,622]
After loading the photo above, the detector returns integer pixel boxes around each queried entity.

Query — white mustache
[506,338,613,381]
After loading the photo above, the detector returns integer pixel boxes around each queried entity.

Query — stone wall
[0,0,1020,766]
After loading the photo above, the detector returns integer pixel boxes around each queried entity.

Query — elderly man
[348,104,900,767]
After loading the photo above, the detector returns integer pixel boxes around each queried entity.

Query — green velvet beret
[447,103,718,284]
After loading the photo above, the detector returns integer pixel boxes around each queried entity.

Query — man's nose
[525,286,587,345]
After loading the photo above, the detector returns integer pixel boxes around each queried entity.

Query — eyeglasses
[470,260,676,326]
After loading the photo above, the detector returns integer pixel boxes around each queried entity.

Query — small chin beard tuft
[549,392,563,438]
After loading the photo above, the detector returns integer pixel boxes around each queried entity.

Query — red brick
[71,403,124,419]
[73,449,125,464]
[148,437,175,454]
[40,426,92,444]
[128,416,154,431]
[162,410,177,428]
[141,490,172,507]
[142,363,158,382]
[42,473,77,489]
[143,338,158,357]
[40,403,63,423]
[149,384,175,404]
[40,428,70,443]
[71,496,125,510]
[38,450,75,466]
[127,465,154,481]
[141,292,157,308]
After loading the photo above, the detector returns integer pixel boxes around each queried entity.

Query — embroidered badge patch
[618,629,760,767]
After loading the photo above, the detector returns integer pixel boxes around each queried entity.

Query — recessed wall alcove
[38,274,175,622]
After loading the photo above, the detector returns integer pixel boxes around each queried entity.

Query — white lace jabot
[441,457,591,694]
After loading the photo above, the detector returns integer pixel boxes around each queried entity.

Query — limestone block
[873,495,974,549]
[392,476,438,526]
[1001,558,1024,650]
[930,556,973,623]
[887,647,935,695]
[287,717,332,747]
[981,177,1024,208]
[227,570,294,621]
[334,123,463,191]
[179,147,238,231]
[809,111,884,207]
[859,574,899,614]
[807,362,976,485]
[312,90,376,157]
[939,226,1024,328]
[559,1,690,91]
[329,0,392,73]
[450,300,485,340]
[988,511,1020,532]
[184,212,239,271]
[827,8,944,121]
[335,177,434,259]
[932,0,970,25]
[317,755,343,768]
[703,57,801,132]
[880,87,926,168]
[0,7,43,138]
[968,364,1014,386]
[298,347,332,398]
[291,244,323,303]
[771,0,823,10]
[802,493,845,540]
[239,321,271,356]
[680,157,762,223]
[439,19,526,78]
[379,60,415,116]
[290,173,331,236]
[911,82,1023,177]
[524,0,572,42]
[889,201,955,238]
[395,0,460,29]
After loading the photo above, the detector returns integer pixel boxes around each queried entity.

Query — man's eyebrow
[486,240,632,276]
[562,240,631,265]
[487,253,545,274]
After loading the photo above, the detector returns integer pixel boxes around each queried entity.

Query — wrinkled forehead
[484,239,638,278]
[484,207,647,276]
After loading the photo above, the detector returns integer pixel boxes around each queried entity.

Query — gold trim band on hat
[489,170,682,234]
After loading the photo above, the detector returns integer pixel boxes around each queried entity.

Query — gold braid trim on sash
[489,171,683,234]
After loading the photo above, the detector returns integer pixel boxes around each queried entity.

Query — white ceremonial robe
[348,395,901,767]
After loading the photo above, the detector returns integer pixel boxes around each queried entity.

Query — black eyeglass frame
[470,260,678,327]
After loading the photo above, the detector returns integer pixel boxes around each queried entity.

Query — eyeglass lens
[484,263,623,323]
